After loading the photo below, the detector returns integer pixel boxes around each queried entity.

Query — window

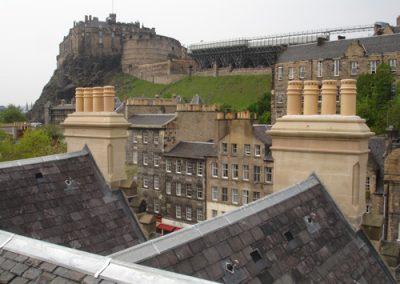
[244,144,251,156]
[186,207,192,220]
[166,182,171,195]
[132,131,138,143]
[212,162,218,177]
[143,177,148,188]
[197,162,204,176]
[176,205,181,219]
[197,184,203,199]
[277,66,283,80]
[265,167,273,183]
[222,164,229,179]
[186,184,192,198]
[222,143,228,153]
[153,135,159,145]
[232,164,239,179]
[253,191,261,201]
[166,159,172,172]
[154,200,160,213]
[132,151,138,165]
[243,165,249,181]
[154,176,159,190]
[254,166,261,182]
[333,59,340,76]
[365,176,370,191]
[350,61,358,75]
[142,153,148,166]
[212,209,218,218]
[254,145,261,157]
[317,61,323,78]
[242,190,249,205]
[299,66,305,79]
[232,188,239,204]
[176,182,182,196]
[288,67,294,80]
[212,186,218,201]
[389,59,397,72]
[222,187,228,202]
[166,203,171,216]
[370,60,378,74]
[197,209,204,221]
[176,160,182,174]
[186,161,194,175]
[143,132,148,144]
[154,155,160,167]
[231,144,238,155]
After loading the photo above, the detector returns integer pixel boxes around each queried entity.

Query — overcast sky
[0,0,398,107]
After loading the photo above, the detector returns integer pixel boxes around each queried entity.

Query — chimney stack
[321,80,337,115]
[303,81,319,115]
[286,80,302,115]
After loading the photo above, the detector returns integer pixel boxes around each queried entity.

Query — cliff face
[30,54,121,122]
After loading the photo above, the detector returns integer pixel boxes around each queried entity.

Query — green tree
[247,92,271,124]
[0,105,27,123]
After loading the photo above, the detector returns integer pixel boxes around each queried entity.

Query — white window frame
[222,163,229,179]
[370,60,378,74]
[222,142,228,154]
[166,159,172,173]
[154,200,160,213]
[211,209,218,218]
[212,186,218,201]
[197,208,204,221]
[243,165,249,181]
[232,164,239,180]
[143,153,148,166]
[186,207,192,221]
[186,184,192,198]
[253,191,260,201]
[299,66,305,79]
[143,132,148,144]
[143,177,149,188]
[389,59,397,72]
[132,151,138,165]
[231,143,238,155]
[317,61,323,78]
[254,166,261,182]
[365,176,370,191]
[176,182,182,196]
[277,66,283,80]
[333,59,340,77]
[232,188,239,204]
[154,155,160,167]
[166,181,171,195]
[265,167,273,183]
[154,176,159,190]
[254,145,261,157]
[350,61,358,75]
[153,134,159,145]
[196,184,203,199]
[244,144,251,156]
[222,187,228,202]
[176,160,182,174]
[186,161,193,175]
[288,67,294,80]
[197,162,204,176]
[212,162,218,177]
[132,131,138,143]
[176,205,181,219]
[242,190,249,205]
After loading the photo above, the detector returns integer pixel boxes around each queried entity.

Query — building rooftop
[128,114,176,128]
[0,230,214,284]
[369,136,386,194]
[0,147,145,255]
[253,124,272,145]
[277,33,400,63]
[111,175,395,283]
[164,141,217,160]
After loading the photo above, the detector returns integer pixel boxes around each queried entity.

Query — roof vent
[284,231,294,241]
[225,260,238,274]
[64,177,78,192]
[35,172,43,179]
[250,249,262,262]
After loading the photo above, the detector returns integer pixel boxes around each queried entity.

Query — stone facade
[44,99,75,125]
[272,34,400,122]
[385,147,400,241]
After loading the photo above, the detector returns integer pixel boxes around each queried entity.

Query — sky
[0,0,398,107]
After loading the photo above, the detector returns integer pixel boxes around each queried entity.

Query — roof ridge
[0,148,89,169]
[110,175,320,262]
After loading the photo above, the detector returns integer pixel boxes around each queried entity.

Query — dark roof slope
[253,124,272,145]
[277,33,400,63]
[111,175,395,283]
[128,114,176,128]
[164,141,217,159]
[0,148,145,255]
[0,230,212,284]
[369,136,386,193]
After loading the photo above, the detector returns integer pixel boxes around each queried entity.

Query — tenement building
[272,33,400,122]
[207,112,273,219]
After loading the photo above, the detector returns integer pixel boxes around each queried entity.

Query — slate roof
[111,175,396,283]
[190,95,204,105]
[277,33,400,63]
[0,148,146,255]
[369,136,386,194]
[128,114,176,128]
[0,230,214,284]
[164,141,217,160]
[253,124,272,145]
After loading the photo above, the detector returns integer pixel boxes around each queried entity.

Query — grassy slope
[111,73,271,110]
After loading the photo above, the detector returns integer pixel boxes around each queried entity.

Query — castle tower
[62,86,130,188]
[268,79,374,229]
